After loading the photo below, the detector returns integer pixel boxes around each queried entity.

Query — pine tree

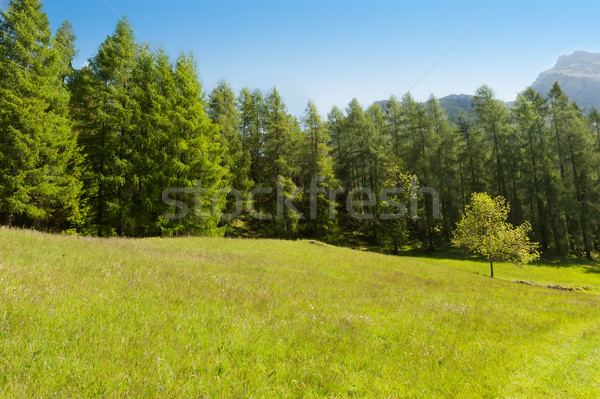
[0,0,82,230]
[588,107,600,152]
[263,88,301,237]
[53,21,77,82]
[384,95,404,162]
[238,88,265,188]
[548,83,599,258]
[425,95,461,241]
[456,112,486,201]
[126,45,163,236]
[343,99,371,190]
[328,105,347,187]
[472,86,510,199]
[208,81,251,195]
[365,103,389,244]
[512,87,568,251]
[70,17,137,236]
[301,101,338,239]
[338,99,375,236]
[401,93,434,247]
[401,93,431,182]
[158,54,229,236]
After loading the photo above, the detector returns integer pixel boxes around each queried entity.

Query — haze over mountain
[531,50,600,109]
[415,51,600,119]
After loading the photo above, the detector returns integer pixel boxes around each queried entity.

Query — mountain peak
[555,50,600,68]
[532,50,600,108]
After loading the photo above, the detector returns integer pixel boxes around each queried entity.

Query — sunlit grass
[1,228,599,397]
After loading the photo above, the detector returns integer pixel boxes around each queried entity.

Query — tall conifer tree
[0,0,81,229]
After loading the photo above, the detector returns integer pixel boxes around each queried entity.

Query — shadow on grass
[396,246,600,274]
[534,253,600,274]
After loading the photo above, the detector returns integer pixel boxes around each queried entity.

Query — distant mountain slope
[374,95,474,120]
[438,94,474,120]
[373,51,600,121]
[375,94,508,122]
[532,50,600,109]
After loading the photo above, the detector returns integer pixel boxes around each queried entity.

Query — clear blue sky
[5,0,600,116]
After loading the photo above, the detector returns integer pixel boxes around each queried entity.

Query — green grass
[398,246,600,292]
[1,228,599,398]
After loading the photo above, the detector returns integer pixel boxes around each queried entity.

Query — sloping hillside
[1,228,599,397]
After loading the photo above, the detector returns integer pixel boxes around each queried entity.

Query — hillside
[1,228,600,397]
[532,50,600,109]
[376,95,511,121]
[438,94,474,120]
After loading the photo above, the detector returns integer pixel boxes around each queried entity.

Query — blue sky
[5,0,600,116]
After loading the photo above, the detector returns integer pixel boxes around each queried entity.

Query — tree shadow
[534,253,600,274]
[396,246,600,274]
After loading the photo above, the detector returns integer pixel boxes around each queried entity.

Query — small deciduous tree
[452,193,539,277]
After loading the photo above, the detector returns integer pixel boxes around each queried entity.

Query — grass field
[1,228,600,398]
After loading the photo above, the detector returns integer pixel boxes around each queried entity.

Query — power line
[408,0,501,93]
[98,0,148,45]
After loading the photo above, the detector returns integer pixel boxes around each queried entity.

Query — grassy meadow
[1,228,600,398]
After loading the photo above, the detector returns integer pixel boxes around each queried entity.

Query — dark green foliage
[70,17,137,236]
[158,54,228,236]
[0,0,82,230]
[4,0,600,259]
[298,101,338,240]
[472,85,511,199]
[70,18,227,237]
[425,96,461,241]
[548,83,599,258]
[208,80,251,195]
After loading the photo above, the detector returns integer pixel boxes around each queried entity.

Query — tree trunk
[5,211,14,227]
[490,260,494,278]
